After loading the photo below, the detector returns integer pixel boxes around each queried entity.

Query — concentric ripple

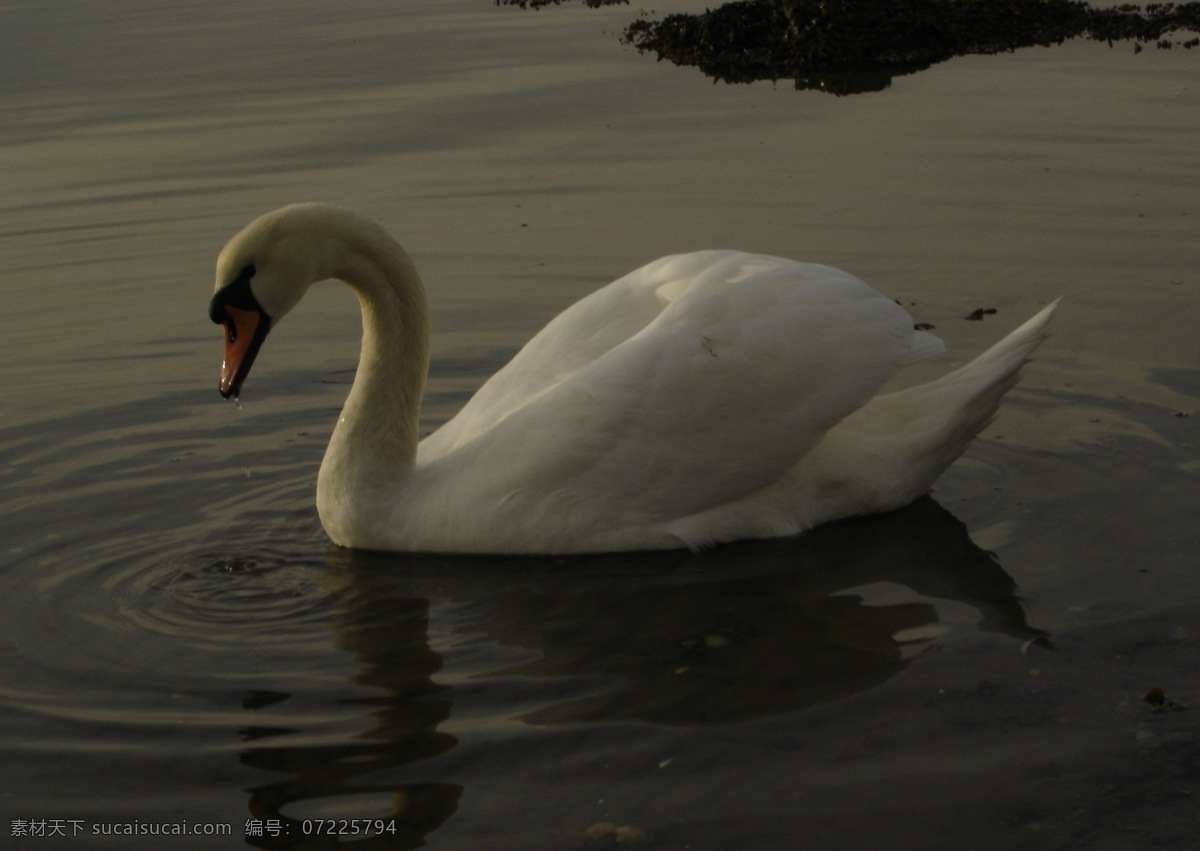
[117,547,336,650]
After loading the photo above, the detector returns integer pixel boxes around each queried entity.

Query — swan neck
[325,233,430,485]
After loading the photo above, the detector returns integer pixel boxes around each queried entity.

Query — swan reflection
[240,497,1044,847]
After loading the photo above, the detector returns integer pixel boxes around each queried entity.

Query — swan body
[210,203,1057,554]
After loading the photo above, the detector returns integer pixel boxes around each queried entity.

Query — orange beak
[218,305,269,399]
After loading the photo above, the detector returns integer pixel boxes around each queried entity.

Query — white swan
[210,203,1056,554]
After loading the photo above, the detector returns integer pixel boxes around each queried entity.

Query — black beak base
[210,264,271,398]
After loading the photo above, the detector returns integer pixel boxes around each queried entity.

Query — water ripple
[116,548,334,650]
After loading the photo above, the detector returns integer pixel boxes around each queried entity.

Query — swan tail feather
[934,298,1059,399]
[908,298,1059,445]
[888,296,1059,467]
[783,300,1059,527]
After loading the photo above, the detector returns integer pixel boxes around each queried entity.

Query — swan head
[209,204,343,398]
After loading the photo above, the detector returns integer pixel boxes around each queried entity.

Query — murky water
[2,1,1197,848]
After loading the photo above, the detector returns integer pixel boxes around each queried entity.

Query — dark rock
[618,0,1200,94]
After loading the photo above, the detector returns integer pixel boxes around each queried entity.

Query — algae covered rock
[619,0,1200,93]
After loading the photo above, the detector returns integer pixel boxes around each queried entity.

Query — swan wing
[419,254,692,461]
[417,252,924,537]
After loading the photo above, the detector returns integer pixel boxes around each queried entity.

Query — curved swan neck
[350,247,429,453]
[320,216,430,491]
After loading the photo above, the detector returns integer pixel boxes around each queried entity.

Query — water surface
[2,1,1198,848]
